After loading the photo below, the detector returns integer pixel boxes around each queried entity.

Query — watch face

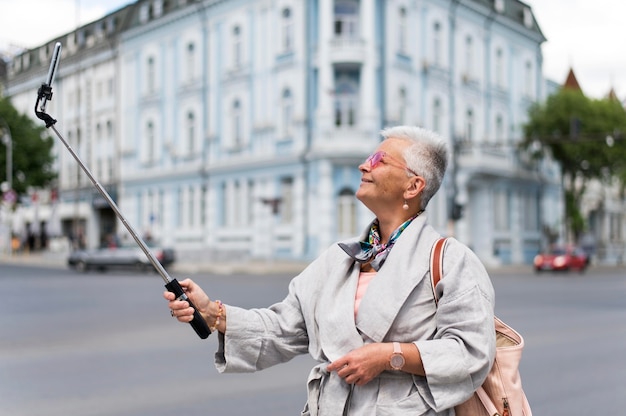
[390,353,405,370]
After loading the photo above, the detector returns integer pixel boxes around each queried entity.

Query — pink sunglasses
[365,151,418,176]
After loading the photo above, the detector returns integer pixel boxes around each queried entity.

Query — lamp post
[0,118,11,190]
[0,118,13,256]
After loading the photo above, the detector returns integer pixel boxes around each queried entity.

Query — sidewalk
[0,250,310,275]
[1,250,622,275]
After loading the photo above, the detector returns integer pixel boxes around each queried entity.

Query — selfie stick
[34,42,211,339]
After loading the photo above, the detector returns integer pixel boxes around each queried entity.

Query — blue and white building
[5,0,563,266]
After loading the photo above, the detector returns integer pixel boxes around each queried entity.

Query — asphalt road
[1,263,624,415]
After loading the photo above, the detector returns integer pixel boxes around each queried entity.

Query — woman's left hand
[327,343,390,386]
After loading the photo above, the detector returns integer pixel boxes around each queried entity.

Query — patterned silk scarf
[338,211,423,271]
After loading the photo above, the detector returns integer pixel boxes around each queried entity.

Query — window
[495,48,503,87]
[398,7,407,53]
[153,0,163,17]
[188,186,195,227]
[225,181,235,226]
[433,97,442,133]
[281,88,293,137]
[464,35,474,79]
[66,131,73,186]
[106,155,113,182]
[493,189,510,231]
[247,180,254,225]
[136,192,144,230]
[433,22,442,66]
[334,1,359,38]
[177,187,183,227]
[334,76,358,128]
[139,3,149,22]
[146,121,156,163]
[186,111,196,155]
[220,182,227,226]
[525,60,533,97]
[96,159,103,183]
[282,8,293,52]
[96,81,103,100]
[338,188,356,238]
[76,128,84,186]
[398,87,407,125]
[158,190,164,228]
[523,7,533,29]
[106,17,116,34]
[106,120,113,139]
[201,185,207,227]
[145,189,158,231]
[280,177,293,224]
[232,25,242,68]
[147,56,155,94]
[186,42,196,81]
[96,123,102,143]
[610,213,622,241]
[233,180,243,226]
[521,191,539,231]
[96,123,103,178]
[232,99,242,148]
[495,113,504,142]
[465,107,474,141]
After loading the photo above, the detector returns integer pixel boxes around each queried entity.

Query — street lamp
[0,118,12,190]
[0,118,13,256]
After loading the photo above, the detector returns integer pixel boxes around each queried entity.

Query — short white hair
[380,126,448,210]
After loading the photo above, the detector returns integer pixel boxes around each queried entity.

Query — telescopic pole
[34,42,210,339]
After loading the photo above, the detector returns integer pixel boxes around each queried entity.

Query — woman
[165,125,496,415]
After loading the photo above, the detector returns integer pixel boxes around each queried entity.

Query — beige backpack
[430,237,532,416]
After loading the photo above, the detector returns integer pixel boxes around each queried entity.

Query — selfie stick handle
[34,43,210,339]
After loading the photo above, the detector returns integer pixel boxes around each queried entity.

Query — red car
[533,245,589,272]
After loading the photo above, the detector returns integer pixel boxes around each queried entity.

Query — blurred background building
[3,0,568,267]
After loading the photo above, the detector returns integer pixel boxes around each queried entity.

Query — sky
[0,0,624,99]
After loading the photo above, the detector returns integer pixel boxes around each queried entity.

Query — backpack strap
[429,237,517,415]
[430,237,449,305]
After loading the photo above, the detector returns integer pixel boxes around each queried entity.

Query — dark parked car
[68,243,175,272]
[533,245,589,272]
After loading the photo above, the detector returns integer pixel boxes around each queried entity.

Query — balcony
[311,126,378,157]
[456,141,528,179]
[329,37,365,65]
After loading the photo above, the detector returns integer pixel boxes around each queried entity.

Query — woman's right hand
[163,278,210,323]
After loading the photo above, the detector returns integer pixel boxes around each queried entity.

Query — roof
[563,68,583,92]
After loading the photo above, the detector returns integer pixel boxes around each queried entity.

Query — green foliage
[0,96,56,198]
[521,88,626,237]
[523,89,626,179]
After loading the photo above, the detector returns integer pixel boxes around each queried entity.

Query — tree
[520,88,626,241]
[0,96,56,199]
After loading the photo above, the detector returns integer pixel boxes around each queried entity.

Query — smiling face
[356,138,424,218]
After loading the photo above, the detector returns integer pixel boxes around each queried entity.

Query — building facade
[5,5,134,251]
[5,0,564,266]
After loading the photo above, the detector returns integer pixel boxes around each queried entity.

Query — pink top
[354,271,376,317]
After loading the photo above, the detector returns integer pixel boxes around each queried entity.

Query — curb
[0,252,309,275]
[2,252,623,275]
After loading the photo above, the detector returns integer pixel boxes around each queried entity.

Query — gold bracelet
[209,300,224,332]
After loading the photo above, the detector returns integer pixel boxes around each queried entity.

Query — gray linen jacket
[215,214,496,415]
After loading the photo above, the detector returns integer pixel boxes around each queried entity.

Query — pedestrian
[164,125,496,415]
